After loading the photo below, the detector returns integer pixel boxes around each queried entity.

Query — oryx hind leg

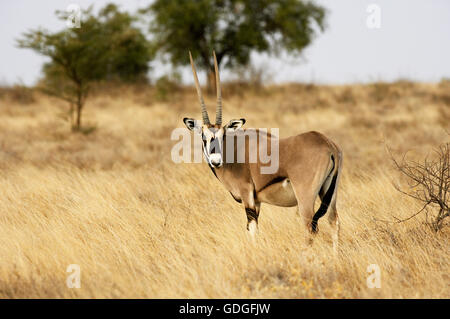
[329,165,342,253]
[291,171,328,246]
[319,154,341,253]
[297,201,316,246]
[291,184,317,246]
[327,198,340,254]
[292,154,339,248]
[314,171,337,233]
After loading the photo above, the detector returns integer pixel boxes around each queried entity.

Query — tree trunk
[200,53,216,94]
[201,53,222,94]
[206,53,223,95]
[75,102,83,130]
[69,102,75,128]
[73,85,83,131]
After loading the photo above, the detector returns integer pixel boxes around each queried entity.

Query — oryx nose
[209,154,222,167]
[211,162,222,168]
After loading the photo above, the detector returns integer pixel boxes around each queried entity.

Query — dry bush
[391,142,450,231]
[369,82,392,103]
[0,85,35,105]
[439,77,450,88]
[235,63,271,89]
[154,74,181,102]
[223,63,272,97]
[336,87,356,104]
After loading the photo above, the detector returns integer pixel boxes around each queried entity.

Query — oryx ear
[183,118,202,133]
[224,118,246,132]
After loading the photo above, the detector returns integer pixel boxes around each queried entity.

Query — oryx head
[183,51,245,168]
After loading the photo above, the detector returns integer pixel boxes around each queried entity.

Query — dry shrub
[223,64,273,97]
[439,77,450,88]
[222,81,252,97]
[154,74,181,102]
[0,85,35,105]
[432,92,450,106]
[369,82,399,103]
[437,105,450,127]
[393,79,415,89]
[391,141,450,231]
[336,87,356,104]
[234,63,271,89]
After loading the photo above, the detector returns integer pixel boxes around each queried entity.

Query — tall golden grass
[0,81,448,298]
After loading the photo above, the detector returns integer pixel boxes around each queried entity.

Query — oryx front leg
[243,191,260,238]
[246,204,260,237]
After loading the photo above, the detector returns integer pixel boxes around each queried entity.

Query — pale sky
[1,0,449,85]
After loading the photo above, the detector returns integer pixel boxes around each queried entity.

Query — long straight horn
[213,51,222,126]
[189,51,210,125]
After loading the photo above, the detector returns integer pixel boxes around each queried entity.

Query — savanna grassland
[0,81,448,298]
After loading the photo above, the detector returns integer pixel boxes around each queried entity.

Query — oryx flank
[183,51,343,249]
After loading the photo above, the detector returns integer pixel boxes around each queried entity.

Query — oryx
[183,51,343,249]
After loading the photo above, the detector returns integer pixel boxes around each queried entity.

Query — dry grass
[0,81,448,298]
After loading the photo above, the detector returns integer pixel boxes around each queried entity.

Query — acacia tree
[17,4,153,131]
[143,0,326,91]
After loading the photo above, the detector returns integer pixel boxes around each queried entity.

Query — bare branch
[387,141,450,232]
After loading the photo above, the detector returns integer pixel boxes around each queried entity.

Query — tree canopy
[144,0,326,89]
[17,4,153,130]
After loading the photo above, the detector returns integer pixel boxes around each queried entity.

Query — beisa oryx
[183,51,343,249]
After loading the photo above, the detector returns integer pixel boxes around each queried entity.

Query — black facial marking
[209,138,221,154]
[209,165,218,179]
